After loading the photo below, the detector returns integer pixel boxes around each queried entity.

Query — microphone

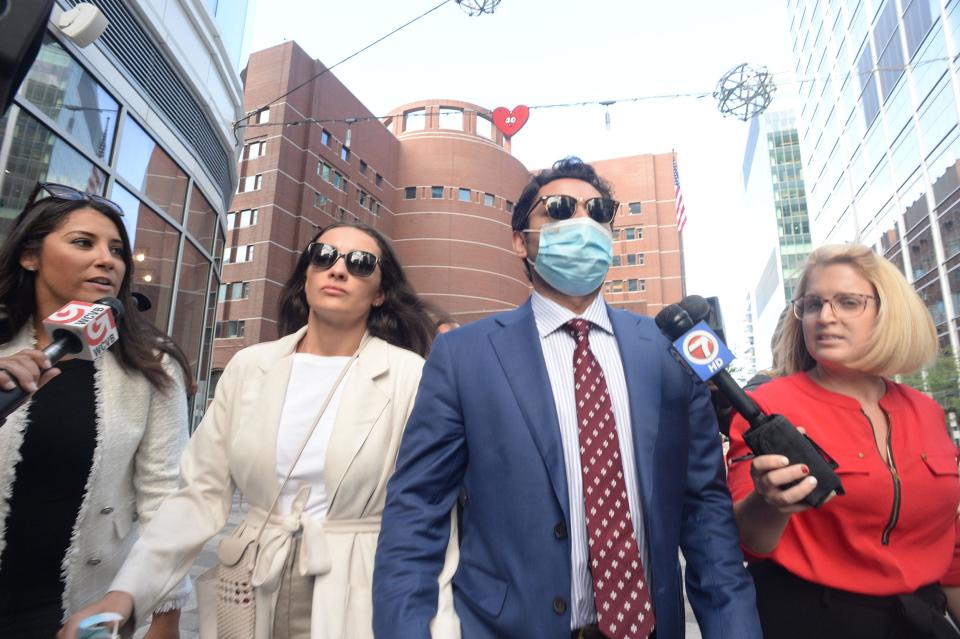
[0,297,123,422]
[655,300,843,507]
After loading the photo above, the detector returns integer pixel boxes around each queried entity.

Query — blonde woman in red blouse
[727,244,960,639]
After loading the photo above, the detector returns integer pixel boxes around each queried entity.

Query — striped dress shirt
[530,291,651,629]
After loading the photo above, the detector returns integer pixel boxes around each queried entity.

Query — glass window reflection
[0,107,105,237]
[187,185,218,252]
[19,35,118,163]
[110,183,180,330]
[171,239,211,378]
[116,115,187,221]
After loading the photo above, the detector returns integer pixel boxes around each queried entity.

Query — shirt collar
[531,291,613,338]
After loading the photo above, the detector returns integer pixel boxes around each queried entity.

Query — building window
[321,129,331,147]
[237,174,262,193]
[484,193,495,207]
[404,186,417,199]
[371,200,380,216]
[218,281,250,301]
[318,161,329,179]
[313,192,327,209]
[432,186,444,199]
[612,228,621,240]
[439,107,464,130]
[252,108,269,124]
[612,255,621,266]
[624,227,636,241]
[223,245,254,264]
[245,140,266,159]
[637,227,644,240]
[610,279,624,293]
[638,253,645,265]
[359,189,369,209]
[404,108,426,132]
[359,160,368,174]
[375,173,383,187]
[476,115,493,139]
[626,279,646,292]
[226,208,258,229]
[215,320,245,338]
[506,200,514,213]
[627,253,637,266]
[629,202,641,215]
[458,187,471,202]
[340,146,350,162]
[333,171,343,190]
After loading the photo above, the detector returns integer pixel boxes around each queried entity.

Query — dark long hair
[0,196,194,393]
[277,222,434,357]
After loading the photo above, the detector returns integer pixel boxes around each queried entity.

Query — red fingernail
[801,465,810,474]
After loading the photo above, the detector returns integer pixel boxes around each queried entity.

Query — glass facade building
[787,0,960,353]
[0,2,245,425]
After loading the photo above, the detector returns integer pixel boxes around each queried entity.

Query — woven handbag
[197,339,365,638]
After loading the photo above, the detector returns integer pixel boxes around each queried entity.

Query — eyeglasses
[25,182,124,218]
[791,292,878,320]
[528,194,619,225]
[307,242,380,278]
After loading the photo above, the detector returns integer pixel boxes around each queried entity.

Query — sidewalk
[138,496,703,639]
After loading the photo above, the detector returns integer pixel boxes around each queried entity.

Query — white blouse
[275,353,354,519]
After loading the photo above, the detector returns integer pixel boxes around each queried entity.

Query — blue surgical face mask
[524,217,613,296]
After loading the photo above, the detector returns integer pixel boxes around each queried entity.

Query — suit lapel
[489,302,570,522]
[609,308,660,518]
[239,330,302,504]
[325,336,389,515]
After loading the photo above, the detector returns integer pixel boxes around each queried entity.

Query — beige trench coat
[111,328,460,638]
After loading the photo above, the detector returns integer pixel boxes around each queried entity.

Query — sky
[242,0,798,352]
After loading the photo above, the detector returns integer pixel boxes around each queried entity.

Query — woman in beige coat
[61,222,460,639]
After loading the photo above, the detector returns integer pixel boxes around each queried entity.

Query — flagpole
[673,149,687,299]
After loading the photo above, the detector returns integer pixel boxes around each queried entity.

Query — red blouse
[727,372,960,595]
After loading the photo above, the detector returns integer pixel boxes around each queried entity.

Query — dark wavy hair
[511,156,615,231]
[0,196,194,393]
[277,222,435,357]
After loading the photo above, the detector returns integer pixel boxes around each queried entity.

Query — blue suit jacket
[373,300,761,639]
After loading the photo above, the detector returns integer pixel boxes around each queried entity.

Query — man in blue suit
[373,158,761,639]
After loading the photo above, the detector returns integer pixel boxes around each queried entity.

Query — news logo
[672,321,736,382]
[45,301,118,358]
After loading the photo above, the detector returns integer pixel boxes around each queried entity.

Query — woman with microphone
[0,183,194,637]
[727,244,960,638]
[62,221,460,639]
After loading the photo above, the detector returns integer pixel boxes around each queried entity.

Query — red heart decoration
[492,105,529,137]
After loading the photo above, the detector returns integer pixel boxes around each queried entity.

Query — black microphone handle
[710,369,764,427]
[0,332,82,424]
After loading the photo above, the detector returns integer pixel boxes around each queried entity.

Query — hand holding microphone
[0,297,123,423]
[655,297,843,508]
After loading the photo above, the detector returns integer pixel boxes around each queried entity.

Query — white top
[530,291,650,629]
[275,353,353,519]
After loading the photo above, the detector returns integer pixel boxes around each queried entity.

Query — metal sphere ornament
[714,63,777,121]
[456,0,501,16]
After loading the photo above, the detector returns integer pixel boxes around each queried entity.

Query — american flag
[673,157,687,233]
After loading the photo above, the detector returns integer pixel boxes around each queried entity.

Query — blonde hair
[773,244,937,376]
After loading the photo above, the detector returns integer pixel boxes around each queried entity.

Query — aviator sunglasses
[307,241,380,278]
[528,194,619,225]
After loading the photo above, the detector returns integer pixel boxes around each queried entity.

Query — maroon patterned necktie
[565,319,655,639]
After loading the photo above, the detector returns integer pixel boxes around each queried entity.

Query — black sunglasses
[307,242,380,278]
[528,194,619,225]
[25,182,124,219]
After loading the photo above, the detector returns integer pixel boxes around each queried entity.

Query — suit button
[100,507,114,514]
[554,522,567,539]
[87,558,101,566]
[553,596,567,614]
